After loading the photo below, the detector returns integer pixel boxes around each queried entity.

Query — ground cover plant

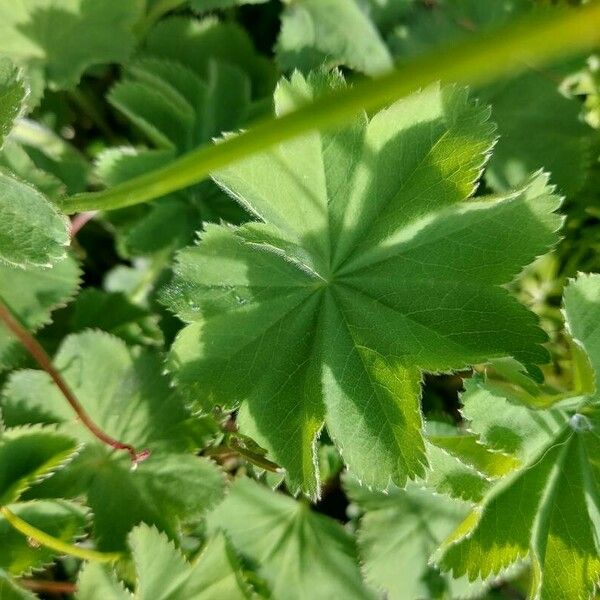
[0,1,599,598]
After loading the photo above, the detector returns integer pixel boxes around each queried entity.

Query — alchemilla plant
[0,1,599,599]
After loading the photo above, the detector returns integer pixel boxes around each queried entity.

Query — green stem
[61,3,600,215]
[0,506,121,563]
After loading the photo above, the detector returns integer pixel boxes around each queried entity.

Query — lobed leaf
[345,476,489,600]
[0,254,81,370]
[164,72,561,495]
[208,477,375,600]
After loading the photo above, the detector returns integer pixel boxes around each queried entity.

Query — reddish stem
[0,300,150,465]
[19,579,77,595]
[70,211,98,237]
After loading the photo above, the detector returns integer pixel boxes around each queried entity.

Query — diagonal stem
[0,300,150,465]
[61,3,600,215]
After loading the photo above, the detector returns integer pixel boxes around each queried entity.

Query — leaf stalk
[0,506,121,563]
[0,300,150,464]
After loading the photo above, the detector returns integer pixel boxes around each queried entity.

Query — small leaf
[276,0,393,75]
[0,428,77,505]
[208,477,376,600]
[0,254,81,370]
[0,172,70,268]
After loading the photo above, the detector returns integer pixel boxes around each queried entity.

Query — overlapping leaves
[99,17,267,260]
[344,476,489,600]
[0,57,80,371]
[0,425,86,580]
[164,71,561,496]
[2,331,224,551]
[434,273,600,600]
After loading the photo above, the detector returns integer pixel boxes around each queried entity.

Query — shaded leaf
[0,254,80,370]
[389,0,592,195]
[0,0,142,97]
[0,59,26,147]
[435,284,600,600]
[276,0,393,75]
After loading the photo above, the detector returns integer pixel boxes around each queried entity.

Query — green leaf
[0,140,64,199]
[390,0,531,59]
[421,422,520,503]
[563,272,600,402]
[460,376,571,459]
[41,288,164,350]
[356,0,413,34]
[0,172,70,268]
[2,331,224,550]
[0,0,142,96]
[142,16,276,98]
[0,254,80,370]
[434,366,600,599]
[77,525,253,599]
[4,118,89,196]
[0,500,88,575]
[0,58,26,147]
[276,0,393,76]
[481,71,592,196]
[390,0,592,195]
[427,427,521,480]
[164,72,561,495]
[208,477,375,600]
[77,563,130,600]
[0,427,78,505]
[344,477,488,600]
[424,442,489,503]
